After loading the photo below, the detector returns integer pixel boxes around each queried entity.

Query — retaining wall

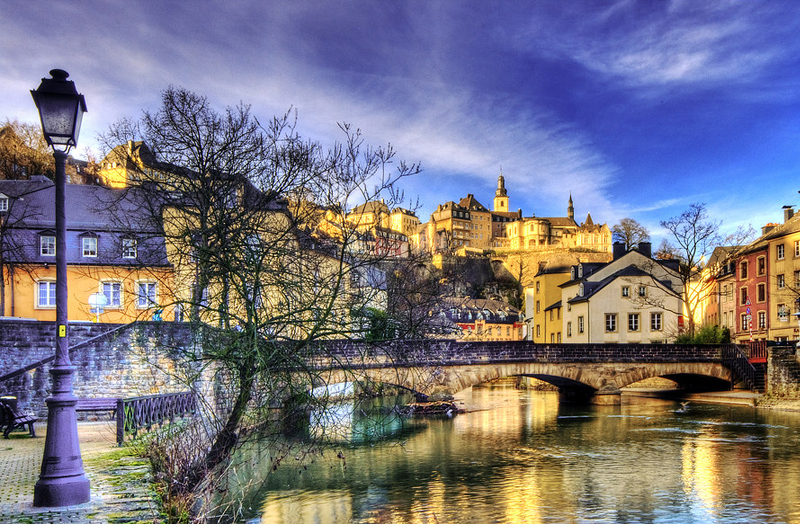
[0,320,199,417]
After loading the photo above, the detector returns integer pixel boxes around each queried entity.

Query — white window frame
[777,244,785,260]
[778,274,785,289]
[605,313,617,333]
[638,286,647,297]
[136,281,157,309]
[621,286,630,298]
[40,235,56,256]
[758,311,767,329]
[82,236,97,258]
[651,312,662,331]
[628,313,640,332]
[795,240,800,258]
[101,281,123,308]
[36,280,56,308]
[0,195,8,212]
[578,316,584,334]
[122,238,137,259]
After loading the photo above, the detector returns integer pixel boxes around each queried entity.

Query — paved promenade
[0,421,162,523]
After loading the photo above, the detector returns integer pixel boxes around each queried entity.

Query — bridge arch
[314,361,732,404]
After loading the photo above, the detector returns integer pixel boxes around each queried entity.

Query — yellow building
[440,297,524,341]
[420,174,611,255]
[762,209,800,342]
[0,177,175,322]
[525,263,571,343]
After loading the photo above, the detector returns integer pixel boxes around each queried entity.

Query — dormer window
[122,237,137,259]
[579,283,584,296]
[40,233,56,256]
[578,265,584,278]
[81,234,98,258]
[0,193,8,213]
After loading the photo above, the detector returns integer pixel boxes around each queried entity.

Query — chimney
[613,242,626,260]
[637,242,652,258]
[784,205,794,223]
[762,223,778,235]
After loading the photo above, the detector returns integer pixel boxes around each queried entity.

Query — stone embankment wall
[0,320,200,417]
[767,346,800,397]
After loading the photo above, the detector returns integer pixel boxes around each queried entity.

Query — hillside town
[2,121,800,348]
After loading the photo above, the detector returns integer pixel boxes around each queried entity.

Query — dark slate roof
[440,296,521,324]
[0,177,169,267]
[351,200,390,215]
[566,265,673,304]
[458,194,489,213]
[544,300,562,311]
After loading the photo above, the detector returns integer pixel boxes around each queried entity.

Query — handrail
[116,391,196,446]
[0,323,131,384]
[721,345,758,391]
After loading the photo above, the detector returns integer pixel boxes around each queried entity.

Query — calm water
[212,386,800,523]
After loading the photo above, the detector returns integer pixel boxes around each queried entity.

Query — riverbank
[0,421,162,524]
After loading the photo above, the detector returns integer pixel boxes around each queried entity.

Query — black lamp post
[30,69,90,507]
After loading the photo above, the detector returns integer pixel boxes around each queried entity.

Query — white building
[561,243,683,343]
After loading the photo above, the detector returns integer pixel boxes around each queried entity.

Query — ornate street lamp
[31,69,90,507]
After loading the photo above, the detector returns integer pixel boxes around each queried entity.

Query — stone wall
[767,346,800,396]
[0,320,199,417]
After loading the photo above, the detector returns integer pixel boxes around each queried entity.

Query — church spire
[568,193,574,221]
[494,169,509,212]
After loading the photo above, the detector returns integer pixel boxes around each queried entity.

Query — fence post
[116,398,125,446]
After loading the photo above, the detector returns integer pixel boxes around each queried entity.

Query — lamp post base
[33,367,91,507]
[33,477,91,508]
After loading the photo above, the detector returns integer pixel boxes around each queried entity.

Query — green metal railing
[116,391,197,445]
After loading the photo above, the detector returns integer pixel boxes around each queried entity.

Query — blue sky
[2,1,799,246]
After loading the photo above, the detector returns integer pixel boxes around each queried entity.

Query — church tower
[494,171,509,212]
[568,193,575,221]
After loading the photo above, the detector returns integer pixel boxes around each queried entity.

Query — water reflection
[212,386,800,524]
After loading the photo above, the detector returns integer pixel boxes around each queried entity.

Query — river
[210,384,800,523]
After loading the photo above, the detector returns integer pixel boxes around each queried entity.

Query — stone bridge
[0,320,738,412]
[303,340,735,404]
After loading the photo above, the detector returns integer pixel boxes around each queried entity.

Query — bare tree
[612,218,650,251]
[657,203,753,337]
[0,120,54,180]
[98,87,421,499]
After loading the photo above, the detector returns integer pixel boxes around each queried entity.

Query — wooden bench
[0,401,37,438]
[75,398,119,419]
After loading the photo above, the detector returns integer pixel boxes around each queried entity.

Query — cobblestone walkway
[0,422,163,523]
